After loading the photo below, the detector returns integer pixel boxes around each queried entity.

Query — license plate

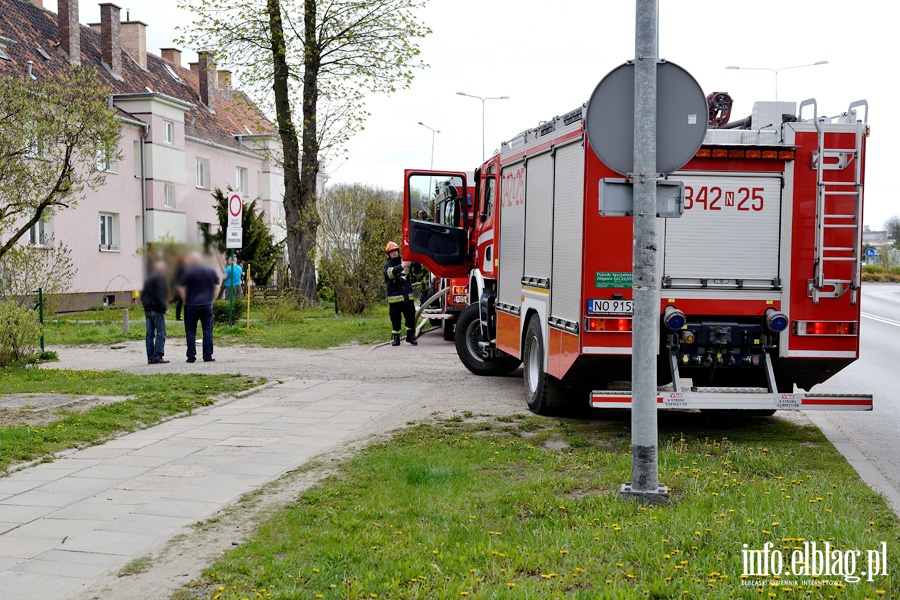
[587,299,633,315]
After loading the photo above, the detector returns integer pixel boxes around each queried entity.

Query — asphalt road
[807,282,900,495]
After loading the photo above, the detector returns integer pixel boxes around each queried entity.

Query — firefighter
[384,241,420,346]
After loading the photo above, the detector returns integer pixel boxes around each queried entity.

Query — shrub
[862,264,885,274]
[212,298,247,324]
[260,295,296,323]
[0,299,42,367]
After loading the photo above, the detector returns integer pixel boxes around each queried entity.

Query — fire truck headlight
[765,308,789,332]
[663,306,686,331]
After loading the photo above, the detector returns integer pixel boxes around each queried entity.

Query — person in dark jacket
[384,241,421,346]
[140,260,169,364]
[178,252,221,363]
[172,255,186,321]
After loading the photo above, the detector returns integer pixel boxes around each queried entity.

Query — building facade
[0,0,322,309]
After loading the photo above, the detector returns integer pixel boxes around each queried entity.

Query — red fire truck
[402,96,873,415]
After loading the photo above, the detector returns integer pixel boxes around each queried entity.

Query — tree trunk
[296,0,321,302]
[265,0,316,304]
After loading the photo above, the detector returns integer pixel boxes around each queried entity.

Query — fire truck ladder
[802,99,869,305]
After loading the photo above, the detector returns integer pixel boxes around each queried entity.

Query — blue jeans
[184,304,214,361]
[145,311,166,362]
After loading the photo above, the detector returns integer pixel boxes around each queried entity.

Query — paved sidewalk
[0,377,431,600]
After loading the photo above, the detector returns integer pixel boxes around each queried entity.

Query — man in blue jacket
[383,241,420,347]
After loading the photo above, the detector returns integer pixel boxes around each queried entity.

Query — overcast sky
[70,0,896,229]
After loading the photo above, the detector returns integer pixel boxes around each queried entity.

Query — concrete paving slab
[134,498,219,520]
[70,464,152,481]
[0,479,44,496]
[0,570,90,600]
[99,513,192,536]
[3,518,106,541]
[0,536,61,559]
[61,530,155,556]
[127,445,203,459]
[0,504,57,523]
[37,477,117,496]
[31,548,125,568]
[1,490,94,508]
[0,523,20,535]
[12,554,116,579]
[46,503,135,522]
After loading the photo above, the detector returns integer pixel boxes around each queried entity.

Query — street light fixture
[725,61,828,101]
[456,91,510,161]
[417,121,440,170]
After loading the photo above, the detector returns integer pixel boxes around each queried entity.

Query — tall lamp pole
[417,122,440,170]
[456,92,510,161]
[725,60,828,101]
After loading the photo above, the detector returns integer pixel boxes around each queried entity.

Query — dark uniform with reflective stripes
[384,256,421,342]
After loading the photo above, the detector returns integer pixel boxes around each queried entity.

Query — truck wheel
[523,314,555,415]
[442,317,456,341]
[455,304,520,376]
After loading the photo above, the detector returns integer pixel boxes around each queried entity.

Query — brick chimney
[217,70,231,88]
[189,62,199,73]
[30,0,43,7]
[57,0,80,65]
[120,20,147,69]
[198,51,216,113]
[160,48,182,67]
[99,3,122,78]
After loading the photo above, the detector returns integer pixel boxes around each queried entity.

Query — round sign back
[584,61,708,175]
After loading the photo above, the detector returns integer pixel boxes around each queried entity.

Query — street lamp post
[725,61,828,101]
[418,122,440,170]
[456,92,510,161]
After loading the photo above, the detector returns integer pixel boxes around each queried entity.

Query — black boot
[391,334,401,346]
[406,331,418,346]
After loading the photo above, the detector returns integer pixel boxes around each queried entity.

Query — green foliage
[213,298,247,324]
[0,299,42,367]
[201,188,281,285]
[317,183,403,314]
[0,240,76,315]
[0,67,122,259]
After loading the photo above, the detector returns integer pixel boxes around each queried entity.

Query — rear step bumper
[589,390,873,411]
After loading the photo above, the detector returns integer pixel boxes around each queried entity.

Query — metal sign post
[582,0,707,504]
[624,0,668,503]
[225,193,243,327]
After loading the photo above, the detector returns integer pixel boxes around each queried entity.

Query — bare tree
[178,0,429,304]
[885,215,900,248]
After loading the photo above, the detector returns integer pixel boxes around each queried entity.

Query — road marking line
[861,312,900,328]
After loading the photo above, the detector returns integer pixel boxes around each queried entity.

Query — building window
[235,166,248,196]
[163,120,174,144]
[96,145,118,173]
[99,212,119,251]
[28,217,52,248]
[196,157,210,189]
[164,184,176,208]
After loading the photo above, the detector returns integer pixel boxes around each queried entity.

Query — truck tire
[523,314,555,415]
[455,304,520,376]
[442,317,456,341]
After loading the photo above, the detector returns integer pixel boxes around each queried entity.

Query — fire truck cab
[402,96,873,415]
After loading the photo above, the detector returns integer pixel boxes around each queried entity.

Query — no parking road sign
[227,193,243,249]
[227,193,243,228]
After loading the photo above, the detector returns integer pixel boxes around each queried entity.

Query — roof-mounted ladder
[800,99,868,305]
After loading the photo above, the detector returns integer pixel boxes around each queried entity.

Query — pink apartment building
[0,0,323,309]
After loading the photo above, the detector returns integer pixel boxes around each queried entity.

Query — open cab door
[402,170,472,278]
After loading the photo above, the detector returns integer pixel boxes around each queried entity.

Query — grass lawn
[178,414,899,599]
[42,304,390,349]
[0,369,258,472]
